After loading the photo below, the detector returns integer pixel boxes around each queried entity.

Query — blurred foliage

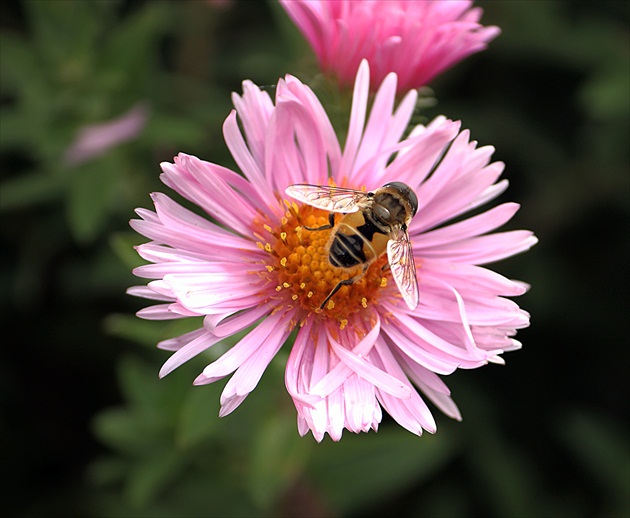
[1,1,628,517]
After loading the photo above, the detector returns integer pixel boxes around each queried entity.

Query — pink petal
[157,327,207,352]
[309,315,382,397]
[204,304,271,338]
[395,351,462,421]
[372,338,437,434]
[219,317,292,413]
[126,285,174,302]
[328,333,412,399]
[351,71,398,178]
[136,305,189,320]
[194,309,290,384]
[419,230,538,264]
[223,110,276,205]
[159,331,223,378]
[158,157,253,237]
[419,258,529,297]
[415,203,521,248]
[230,80,274,171]
[339,60,370,179]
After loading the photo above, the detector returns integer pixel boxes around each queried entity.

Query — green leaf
[248,412,312,510]
[0,32,41,95]
[174,386,221,450]
[117,354,170,412]
[579,61,630,119]
[125,449,184,509]
[559,410,630,516]
[307,426,458,514]
[65,160,121,243]
[88,456,129,487]
[465,417,571,518]
[143,112,208,150]
[24,0,110,72]
[109,231,151,269]
[104,314,168,348]
[98,2,170,94]
[92,407,163,457]
[0,171,63,211]
[0,106,38,151]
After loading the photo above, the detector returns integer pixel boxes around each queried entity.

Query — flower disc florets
[257,200,388,328]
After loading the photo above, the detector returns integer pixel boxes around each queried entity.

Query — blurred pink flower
[279,0,500,92]
[129,61,535,441]
[64,103,149,166]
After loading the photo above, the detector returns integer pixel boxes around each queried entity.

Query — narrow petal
[339,60,370,180]
[372,338,437,434]
[159,331,223,378]
[195,310,290,384]
[329,335,412,399]
[419,231,538,264]
[309,315,381,397]
[414,203,521,249]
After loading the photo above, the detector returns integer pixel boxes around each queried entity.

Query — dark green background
[1,1,628,516]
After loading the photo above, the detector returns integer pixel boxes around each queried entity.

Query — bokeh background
[1,1,628,516]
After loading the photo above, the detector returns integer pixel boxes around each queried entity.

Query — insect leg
[319,265,368,309]
[303,212,335,232]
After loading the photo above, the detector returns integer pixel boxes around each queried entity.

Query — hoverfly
[285,182,419,310]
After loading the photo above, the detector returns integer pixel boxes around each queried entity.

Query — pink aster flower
[279,0,500,93]
[129,61,536,441]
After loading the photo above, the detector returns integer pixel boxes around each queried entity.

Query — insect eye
[374,205,391,221]
[408,191,418,217]
[383,182,418,217]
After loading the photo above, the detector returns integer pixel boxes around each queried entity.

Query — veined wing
[285,184,372,213]
[387,227,419,310]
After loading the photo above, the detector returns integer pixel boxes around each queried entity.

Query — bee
[285,182,419,310]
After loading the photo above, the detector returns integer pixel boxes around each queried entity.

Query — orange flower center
[256,200,389,328]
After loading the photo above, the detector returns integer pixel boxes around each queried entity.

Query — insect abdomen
[328,212,386,269]
[329,232,367,268]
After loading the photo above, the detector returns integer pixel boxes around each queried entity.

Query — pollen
[257,202,389,324]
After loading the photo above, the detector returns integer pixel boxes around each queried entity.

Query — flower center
[256,200,389,328]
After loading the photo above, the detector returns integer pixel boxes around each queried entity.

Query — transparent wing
[387,227,419,310]
[285,184,372,213]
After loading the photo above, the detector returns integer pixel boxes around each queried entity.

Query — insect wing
[285,184,370,213]
[387,228,419,309]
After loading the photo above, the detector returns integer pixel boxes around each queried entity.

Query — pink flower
[129,61,536,441]
[64,103,149,166]
[279,0,500,93]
